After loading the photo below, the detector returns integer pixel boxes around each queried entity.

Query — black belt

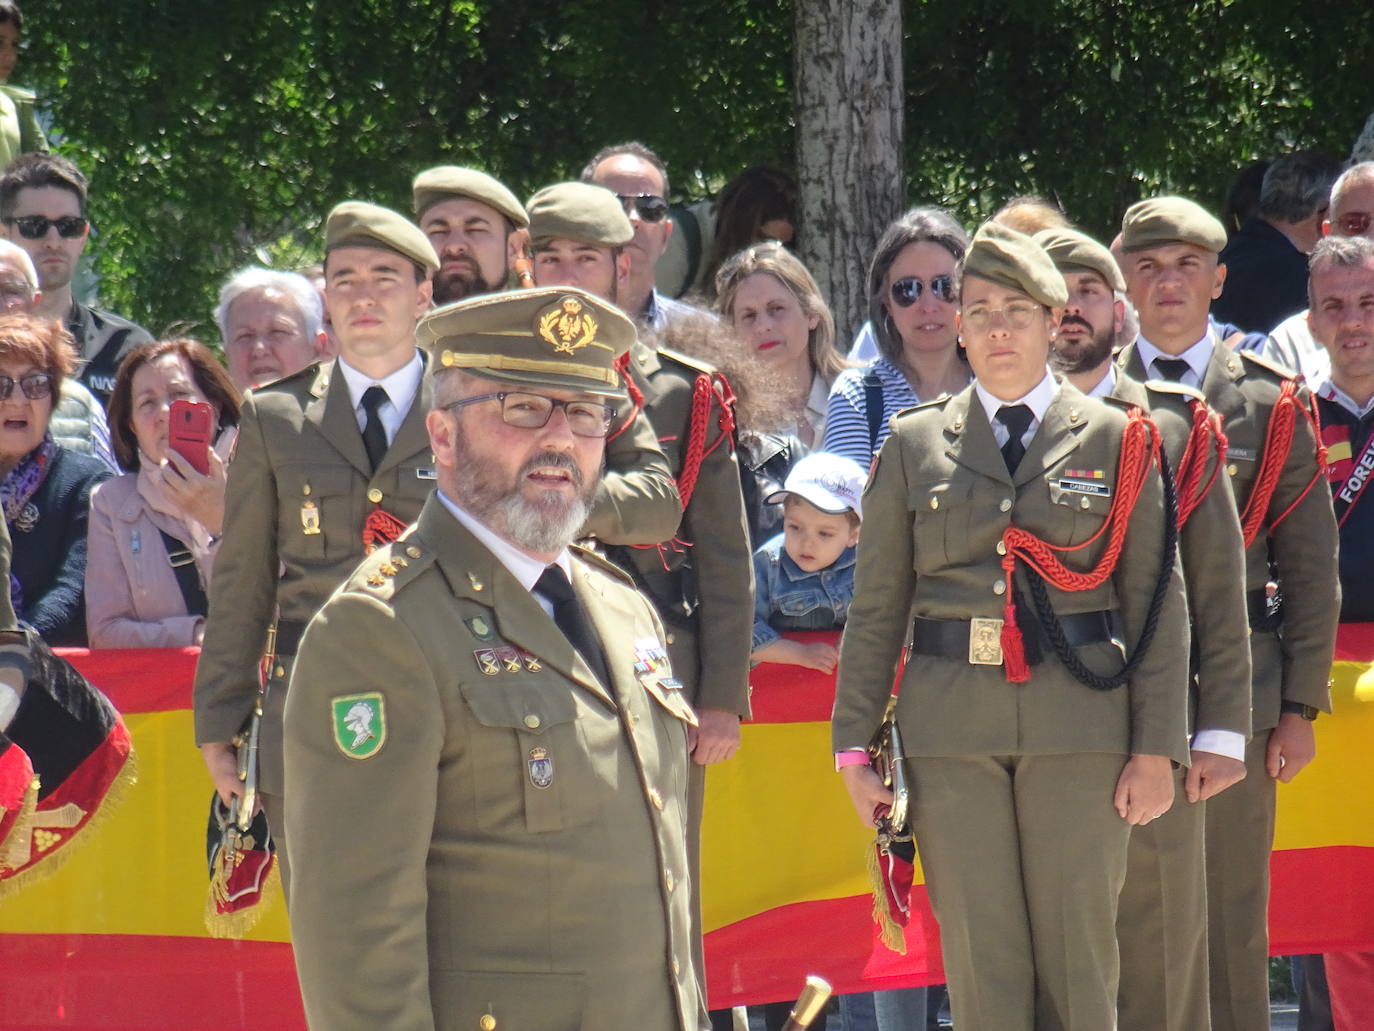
[912,611,1117,665]
[274,619,307,657]
[1247,589,1282,633]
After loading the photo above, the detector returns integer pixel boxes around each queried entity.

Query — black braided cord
[1021,444,1180,691]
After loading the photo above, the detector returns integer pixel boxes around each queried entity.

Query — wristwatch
[1279,700,1319,721]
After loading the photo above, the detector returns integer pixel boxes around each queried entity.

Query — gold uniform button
[672,959,681,976]
[665,633,675,645]
[367,487,383,504]
[523,714,541,730]
[995,540,1007,556]
[999,498,1012,513]
[993,581,1006,596]
[1228,464,1238,477]
[406,545,422,559]
[274,665,285,678]
[929,495,939,511]
[1079,496,1091,510]
[302,484,311,496]
[479,1015,497,1031]
[648,788,664,810]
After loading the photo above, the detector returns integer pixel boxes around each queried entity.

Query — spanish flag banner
[1,633,1372,1027]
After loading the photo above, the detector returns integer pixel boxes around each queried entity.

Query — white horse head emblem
[344,701,376,748]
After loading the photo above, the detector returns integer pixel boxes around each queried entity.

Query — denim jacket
[751,533,857,650]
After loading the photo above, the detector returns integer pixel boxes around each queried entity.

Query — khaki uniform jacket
[1112,376,1254,737]
[1119,341,1340,729]
[283,496,707,1031]
[832,381,1191,765]
[614,342,754,716]
[193,357,679,793]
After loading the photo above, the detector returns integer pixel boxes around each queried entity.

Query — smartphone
[168,399,214,475]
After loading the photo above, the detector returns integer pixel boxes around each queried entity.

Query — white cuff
[1190,728,1246,762]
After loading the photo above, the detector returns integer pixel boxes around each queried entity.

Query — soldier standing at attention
[284,286,706,1031]
[193,202,438,886]
[833,222,1190,1031]
[1115,196,1340,1031]
[1037,225,1254,1031]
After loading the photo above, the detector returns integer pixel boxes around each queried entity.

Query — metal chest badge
[331,692,386,759]
[527,746,554,789]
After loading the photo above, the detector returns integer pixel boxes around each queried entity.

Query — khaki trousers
[1116,766,1211,1031]
[1204,733,1277,1031]
[908,752,1131,1031]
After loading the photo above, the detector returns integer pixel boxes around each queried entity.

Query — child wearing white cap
[751,452,865,672]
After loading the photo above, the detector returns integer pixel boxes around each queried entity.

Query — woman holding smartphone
[85,339,239,647]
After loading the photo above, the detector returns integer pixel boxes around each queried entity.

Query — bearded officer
[1038,225,1253,1031]
[1115,197,1340,1031]
[284,285,706,1031]
[194,201,438,883]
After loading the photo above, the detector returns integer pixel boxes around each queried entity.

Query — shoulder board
[1141,379,1207,403]
[352,539,435,599]
[656,346,718,376]
[570,543,638,586]
[1238,348,1300,382]
[251,358,327,394]
[904,396,951,415]
[1099,394,1138,413]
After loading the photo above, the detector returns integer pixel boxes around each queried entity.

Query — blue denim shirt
[751,533,857,650]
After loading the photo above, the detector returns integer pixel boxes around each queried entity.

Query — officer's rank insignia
[527,746,554,789]
[465,616,494,641]
[517,648,542,673]
[331,693,386,760]
[496,645,523,674]
[538,296,599,355]
[474,648,501,676]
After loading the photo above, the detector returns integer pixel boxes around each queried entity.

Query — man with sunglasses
[582,142,702,331]
[284,285,707,1031]
[0,153,151,406]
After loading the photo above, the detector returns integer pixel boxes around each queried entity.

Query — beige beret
[526,183,633,249]
[411,166,528,227]
[417,285,634,399]
[962,221,1068,308]
[1120,197,1227,254]
[325,201,439,274]
[1034,227,1126,293]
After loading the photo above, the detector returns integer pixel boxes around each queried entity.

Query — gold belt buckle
[969,617,1004,666]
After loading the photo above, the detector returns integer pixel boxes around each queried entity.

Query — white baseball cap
[764,452,867,520]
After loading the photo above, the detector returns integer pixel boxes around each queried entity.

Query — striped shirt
[821,357,922,466]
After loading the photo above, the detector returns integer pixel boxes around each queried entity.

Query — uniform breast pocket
[458,679,599,834]
[1047,479,1114,547]
[394,460,438,508]
[277,464,355,559]
[908,480,959,567]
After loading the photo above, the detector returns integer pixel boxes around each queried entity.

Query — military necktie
[997,403,1034,474]
[535,565,611,688]
[360,385,389,472]
[1152,357,1192,383]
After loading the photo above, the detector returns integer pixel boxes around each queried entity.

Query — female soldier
[832,222,1190,1031]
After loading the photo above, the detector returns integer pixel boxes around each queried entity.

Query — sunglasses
[5,215,89,240]
[1334,212,1373,236]
[615,194,670,223]
[890,274,955,307]
[0,371,54,401]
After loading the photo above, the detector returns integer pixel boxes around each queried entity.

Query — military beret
[961,221,1068,308]
[526,183,633,249]
[1120,197,1227,254]
[417,285,634,399]
[1034,226,1126,294]
[325,201,439,274]
[411,166,528,227]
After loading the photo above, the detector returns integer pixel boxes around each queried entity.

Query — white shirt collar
[1084,364,1117,399]
[1309,368,1374,419]
[336,350,425,422]
[1135,329,1214,387]
[975,368,1059,442]
[435,489,573,594]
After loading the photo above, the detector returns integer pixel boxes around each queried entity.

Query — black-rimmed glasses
[5,215,88,240]
[443,391,618,438]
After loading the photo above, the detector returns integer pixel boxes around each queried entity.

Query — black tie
[997,404,1034,474]
[535,566,611,687]
[1153,358,1192,383]
[360,385,389,472]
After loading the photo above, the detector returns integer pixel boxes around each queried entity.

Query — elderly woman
[824,208,971,466]
[833,223,1189,1030]
[84,339,239,647]
[0,314,110,645]
[714,240,844,447]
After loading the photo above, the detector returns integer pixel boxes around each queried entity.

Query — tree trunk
[794,0,904,349]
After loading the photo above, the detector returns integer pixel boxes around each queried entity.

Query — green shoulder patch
[331,692,386,759]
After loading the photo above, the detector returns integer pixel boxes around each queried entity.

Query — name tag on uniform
[1058,478,1112,497]
[414,467,437,480]
[1227,448,1257,461]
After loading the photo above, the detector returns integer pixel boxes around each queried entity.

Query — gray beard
[453,447,594,555]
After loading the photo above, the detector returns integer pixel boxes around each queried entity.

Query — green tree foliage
[16,0,1374,336]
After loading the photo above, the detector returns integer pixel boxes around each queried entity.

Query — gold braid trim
[204,858,281,940]
[864,841,907,955]
[438,351,620,386]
